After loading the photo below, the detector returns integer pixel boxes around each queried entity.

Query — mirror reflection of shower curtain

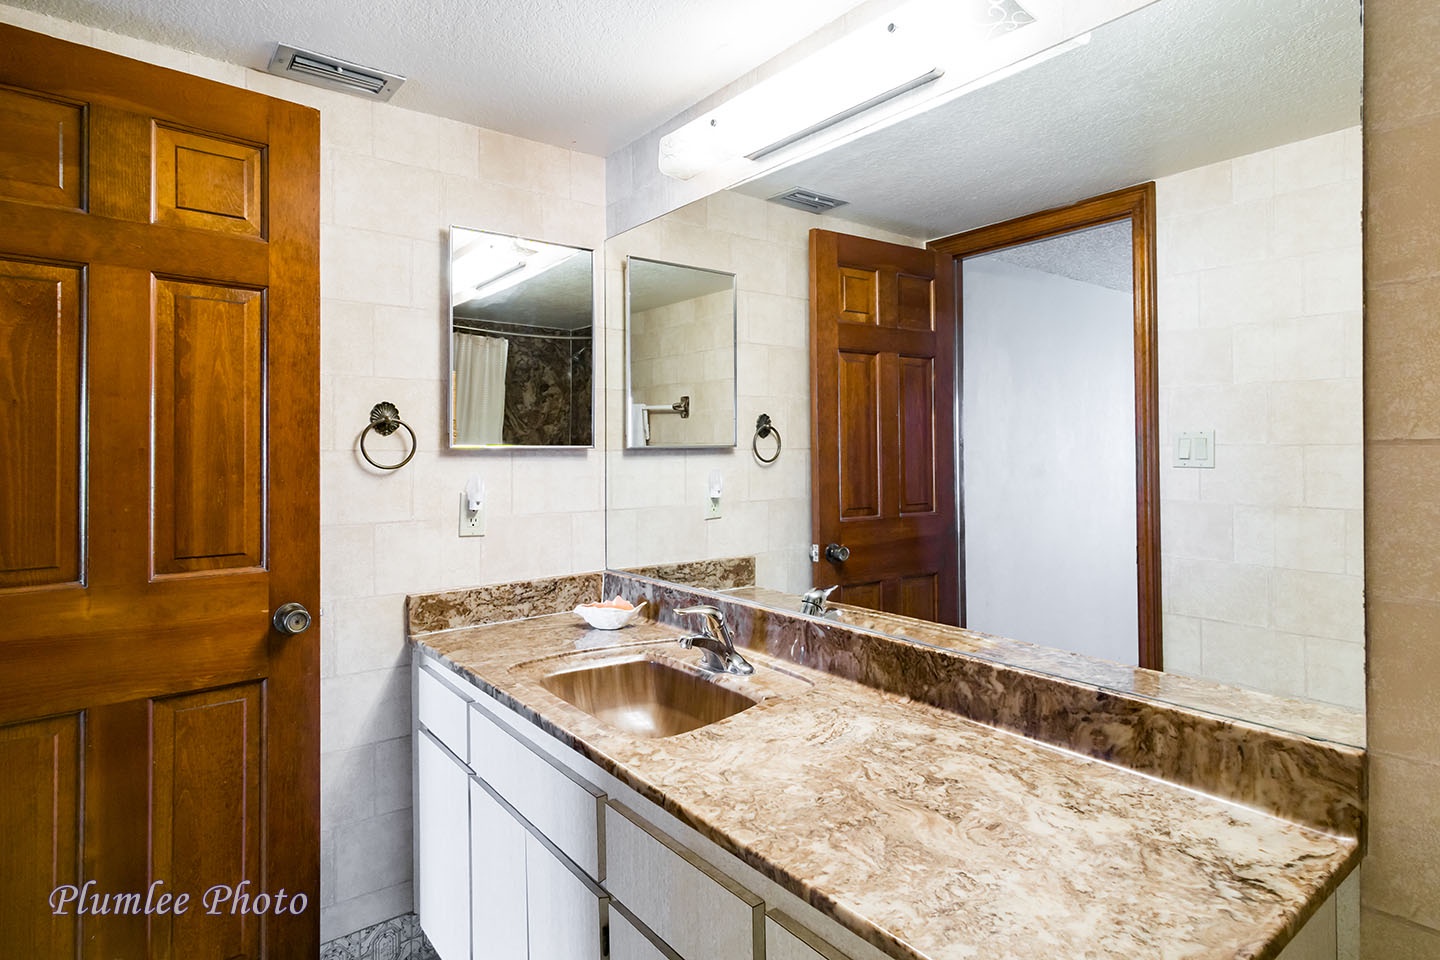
[453,332,509,444]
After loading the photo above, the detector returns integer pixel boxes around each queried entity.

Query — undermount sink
[540,655,758,738]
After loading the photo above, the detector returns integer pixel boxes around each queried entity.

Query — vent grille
[267,44,405,101]
[768,188,849,214]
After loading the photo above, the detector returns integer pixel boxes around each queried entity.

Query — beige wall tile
[1304,445,1364,509]
[1164,558,1270,625]
[1161,614,1202,674]
[1366,116,1440,286]
[1273,568,1364,642]
[1274,129,1351,191]
[1199,621,1307,698]
[1304,636,1365,709]
[1367,442,1440,603]
[1274,507,1349,573]
[1269,380,1363,444]
[1360,909,1440,959]
[1161,501,1235,561]
[1368,600,1440,766]
[1198,258,1305,328]
[1361,752,1440,930]
[1366,277,1440,441]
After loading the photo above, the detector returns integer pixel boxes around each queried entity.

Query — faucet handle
[675,604,722,618]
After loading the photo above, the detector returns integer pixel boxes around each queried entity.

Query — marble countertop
[414,613,1359,960]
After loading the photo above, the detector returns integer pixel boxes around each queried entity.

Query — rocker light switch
[1174,431,1216,469]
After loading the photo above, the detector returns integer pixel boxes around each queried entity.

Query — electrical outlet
[459,493,485,537]
[705,498,722,521]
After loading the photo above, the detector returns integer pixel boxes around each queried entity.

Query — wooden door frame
[929,183,1162,670]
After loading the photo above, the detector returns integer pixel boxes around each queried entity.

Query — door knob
[272,602,313,636]
[824,543,851,563]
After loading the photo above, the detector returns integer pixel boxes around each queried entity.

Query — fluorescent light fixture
[451,234,576,307]
[659,3,945,180]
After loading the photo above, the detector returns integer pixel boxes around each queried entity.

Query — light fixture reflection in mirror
[448,226,594,448]
[623,257,737,449]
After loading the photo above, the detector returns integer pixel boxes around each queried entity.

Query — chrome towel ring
[360,401,416,470]
[752,413,781,464]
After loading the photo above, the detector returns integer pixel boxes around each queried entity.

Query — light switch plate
[459,493,485,537]
[1174,430,1216,469]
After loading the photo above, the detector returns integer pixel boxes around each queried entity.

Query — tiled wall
[1360,0,1440,954]
[604,190,923,593]
[631,289,735,445]
[0,5,607,944]
[1155,128,1365,709]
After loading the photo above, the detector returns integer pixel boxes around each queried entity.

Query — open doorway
[932,184,1161,668]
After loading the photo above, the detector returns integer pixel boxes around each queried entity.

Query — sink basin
[540,656,758,738]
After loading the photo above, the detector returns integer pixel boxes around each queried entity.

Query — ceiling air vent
[768,188,849,215]
[267,44,405,101]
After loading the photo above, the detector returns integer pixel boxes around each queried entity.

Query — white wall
[961,257,1139,664]
[1155,127,1364,709]
[0,5,608,943]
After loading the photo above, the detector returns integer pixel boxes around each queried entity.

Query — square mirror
[449,226,594,448]
[624,256,737,448]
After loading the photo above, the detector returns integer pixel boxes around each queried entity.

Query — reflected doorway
[933,184,1162,668]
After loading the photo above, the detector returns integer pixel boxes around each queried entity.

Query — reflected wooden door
[809,229,959,624]
[0,24,320,958]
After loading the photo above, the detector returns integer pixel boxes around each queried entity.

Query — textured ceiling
[736,0,1362,239]
[628,260,734,312]
[8,0,871,153]
[982,221,1133,292]
[453,250,594,330]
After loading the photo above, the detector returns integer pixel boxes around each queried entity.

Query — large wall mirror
[603,0,1364,746]
[624,257,737,448]
[449,226,594,448]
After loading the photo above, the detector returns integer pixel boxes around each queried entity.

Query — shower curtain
[453,332,509,445]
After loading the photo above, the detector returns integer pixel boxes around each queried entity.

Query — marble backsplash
[406,571,603,634]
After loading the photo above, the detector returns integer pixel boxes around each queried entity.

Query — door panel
[151,684,265,960]
[836,351,880,519]
[0,715,81,958]
[0,23,319,958]
[897,355,935,515]
[810,229,958,624]
[0,86,84,210]
[0,258,82,588]
[152,279,265,575]
[153,124,265,237]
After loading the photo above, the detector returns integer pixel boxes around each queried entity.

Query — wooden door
[809,229,958,625]
[0,24,320,958]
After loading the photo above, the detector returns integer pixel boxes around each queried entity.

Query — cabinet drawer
[469,698,605,879]
[765,912,850,960]
[610,903,682,960]
[417,662,473,762]
[604,802,763,960]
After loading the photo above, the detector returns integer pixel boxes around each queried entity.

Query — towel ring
[752,414,782,464]
[360,401,416,471]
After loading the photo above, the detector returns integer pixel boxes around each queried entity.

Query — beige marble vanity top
[413,612,1359,960]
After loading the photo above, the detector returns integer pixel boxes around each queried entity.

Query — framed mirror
[624,257,737,448]
[448,226,594,448]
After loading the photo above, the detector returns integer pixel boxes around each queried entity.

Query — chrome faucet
[800,585,840,619]
[675,605,753,675]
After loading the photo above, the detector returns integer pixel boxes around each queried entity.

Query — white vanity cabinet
[415,730,471,960]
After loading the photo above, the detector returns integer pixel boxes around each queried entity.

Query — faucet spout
[675,605,754,675]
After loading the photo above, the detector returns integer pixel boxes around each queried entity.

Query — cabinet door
[417,732,471,960]
[525,832,607,960]
[470,779,528,960]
